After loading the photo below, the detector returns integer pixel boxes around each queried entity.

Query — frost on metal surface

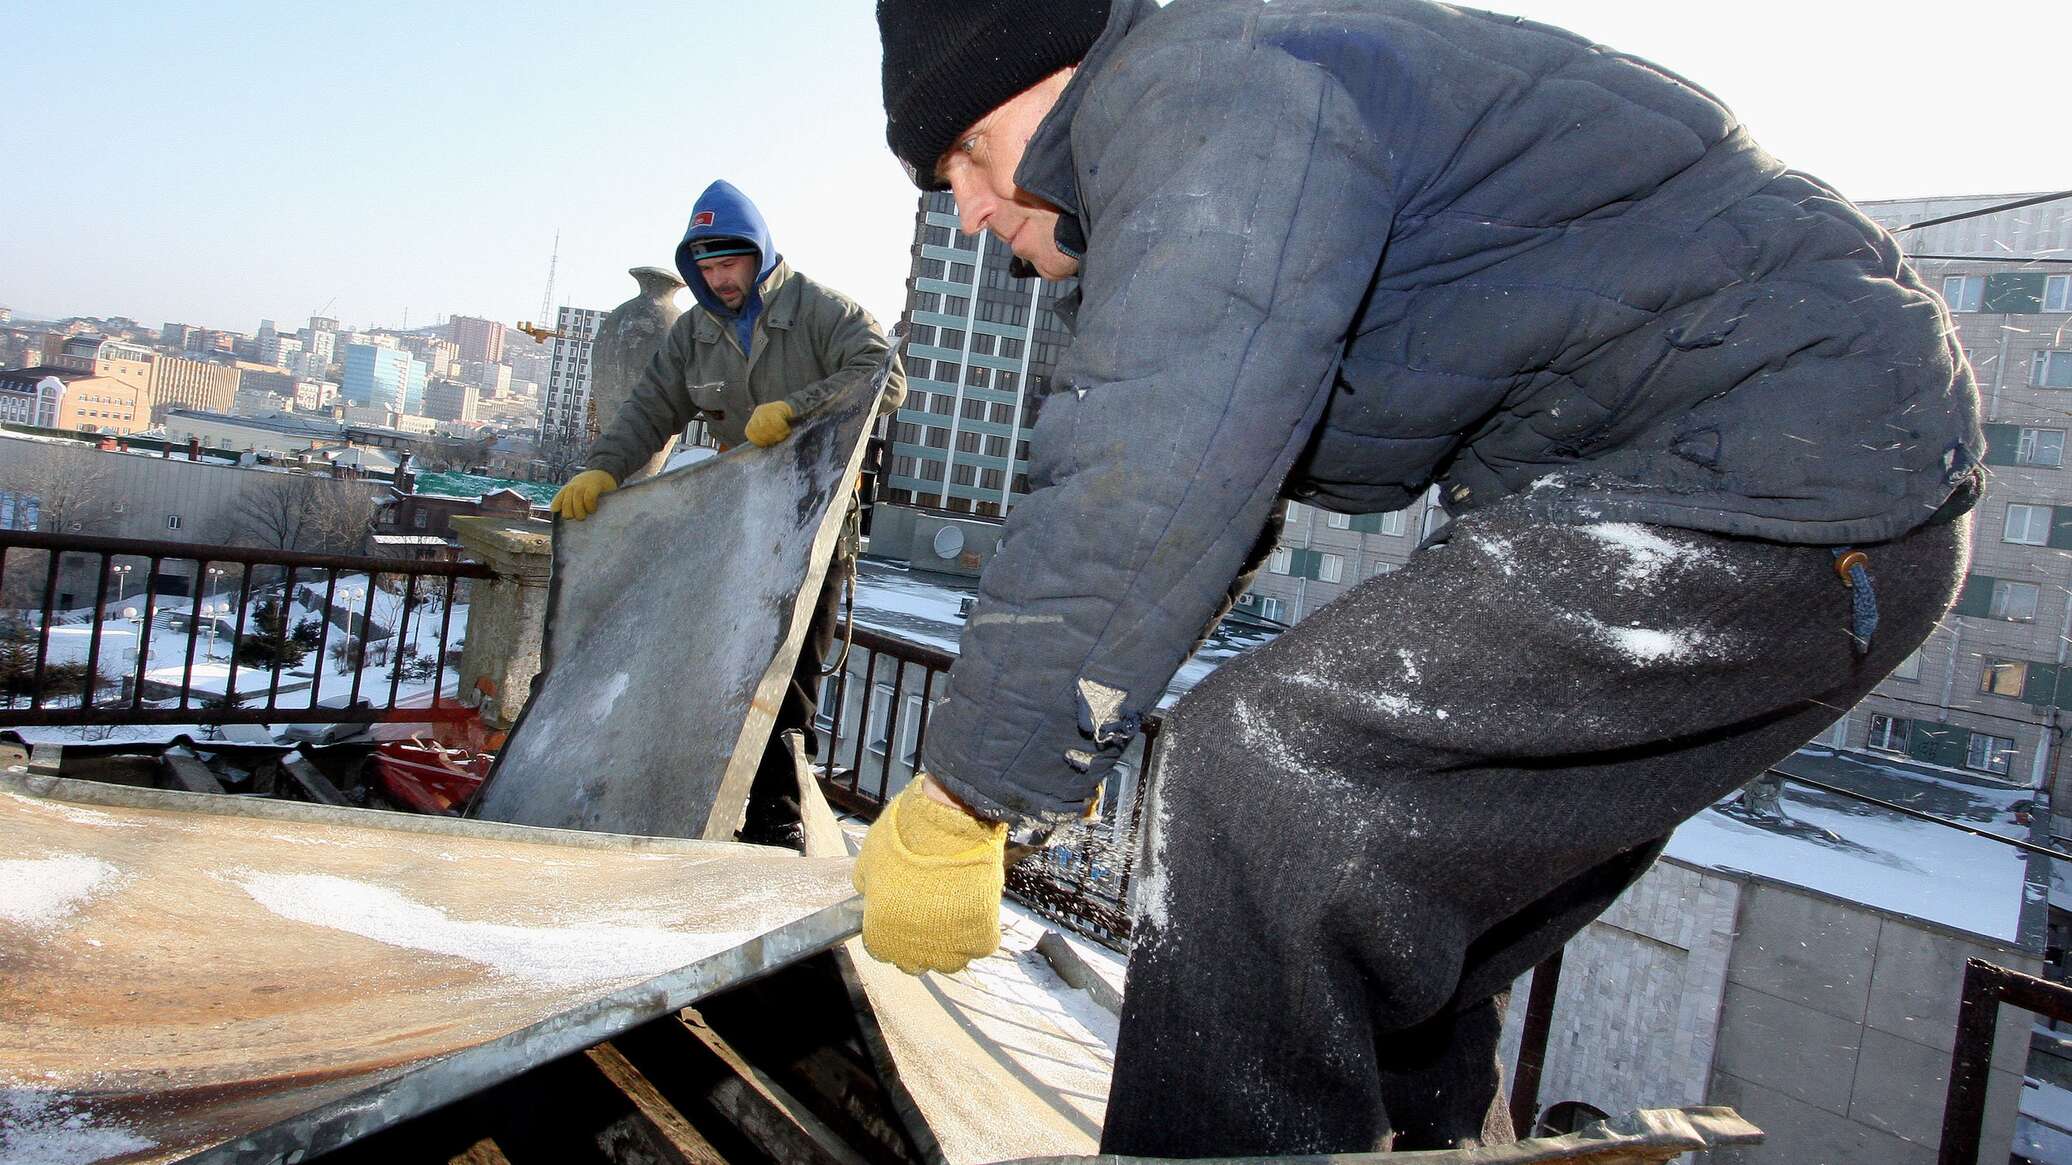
[475,377,883,841]
[0,776,860,1165]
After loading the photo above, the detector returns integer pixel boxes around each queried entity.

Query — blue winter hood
[674,180,780,321]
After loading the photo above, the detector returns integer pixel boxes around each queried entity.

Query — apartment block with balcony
[539,304,606,453]
[1822,195,2072,801]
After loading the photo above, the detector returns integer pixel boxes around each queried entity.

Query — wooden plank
[673,1009,874,1165]
[161,744,227,795]
[282,752,348,805]
[585,1043,732,1165]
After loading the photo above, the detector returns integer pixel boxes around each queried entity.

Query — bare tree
[217,475,378,555]
[0,449,114,612]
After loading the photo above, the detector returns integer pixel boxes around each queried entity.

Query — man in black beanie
[857,0,1981,1156]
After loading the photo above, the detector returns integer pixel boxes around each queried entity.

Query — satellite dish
[932,525,966,560]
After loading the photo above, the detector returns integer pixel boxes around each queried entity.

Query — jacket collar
[695,259,799,342]
[1012,0,1158,259]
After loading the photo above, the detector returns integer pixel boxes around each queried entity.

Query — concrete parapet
[451,514,553,728]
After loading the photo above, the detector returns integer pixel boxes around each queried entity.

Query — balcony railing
[815,622,1143,946]
[0,529,490,728]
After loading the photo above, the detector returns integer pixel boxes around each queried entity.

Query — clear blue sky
[2,1,2061,336]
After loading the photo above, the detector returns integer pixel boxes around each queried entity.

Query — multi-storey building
[462,359,512,397]
[0,368,146,434]
[883,191,1072,518]
[161,323,201,351]
[1820,193,2072,799]
[540,305,606,453]
[422,378,480,423]
[146,355,240,423]
[340,343,427,415]
[257,332,302,368]
[451,315,506,365]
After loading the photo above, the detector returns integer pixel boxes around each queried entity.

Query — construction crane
[517,231,564,344]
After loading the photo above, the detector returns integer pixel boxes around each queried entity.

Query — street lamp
[122,605,140,702]
[203,602,227,660]
[207,567,225,601]
[112,564,131,606]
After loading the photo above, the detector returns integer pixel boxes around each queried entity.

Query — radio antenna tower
[538,230,560,329]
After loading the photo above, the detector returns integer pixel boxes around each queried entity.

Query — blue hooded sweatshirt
[673,180,780,356]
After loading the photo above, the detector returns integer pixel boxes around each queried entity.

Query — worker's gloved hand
[550,469,618,521]
[745,401,795,448]
[852,777,1008,975]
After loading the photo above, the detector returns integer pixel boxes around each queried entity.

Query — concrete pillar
[450,515,553,729]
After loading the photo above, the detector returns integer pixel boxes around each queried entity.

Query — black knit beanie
[879,0,1112,190]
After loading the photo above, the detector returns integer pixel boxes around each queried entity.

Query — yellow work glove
[852,778,1008,975]
[745,401,795,448]
[550,469,618,521]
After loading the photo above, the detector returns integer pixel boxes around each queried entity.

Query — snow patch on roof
[0,1089,157,1165]
[0,854,123,930]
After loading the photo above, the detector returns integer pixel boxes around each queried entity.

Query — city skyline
[3,0,2063,335]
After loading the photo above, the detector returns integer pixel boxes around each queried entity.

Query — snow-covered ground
[8,575,470,746]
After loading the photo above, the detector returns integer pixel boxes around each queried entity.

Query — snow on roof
[1665,748,2038,943]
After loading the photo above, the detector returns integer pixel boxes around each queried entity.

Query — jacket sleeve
[586,313,698,481]
[786,302,905,420]
[919,38,1395,828]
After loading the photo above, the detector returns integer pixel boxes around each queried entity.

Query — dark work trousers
[1100,497,1967,1158]
[740,551,850,843]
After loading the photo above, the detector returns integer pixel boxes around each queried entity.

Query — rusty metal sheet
[475,351,894,842]
[0,773,860,1165]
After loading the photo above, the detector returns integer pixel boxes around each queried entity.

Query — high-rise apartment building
[884,191,1073,518]
[341,343,427,415]
[1824,193,2072,797]
[451,315,506,365]
[541,305,607,451]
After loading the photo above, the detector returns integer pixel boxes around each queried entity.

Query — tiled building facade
[883,191,1073,518]
[1829,194,2072,797]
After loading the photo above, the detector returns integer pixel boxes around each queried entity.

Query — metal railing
[815,622,1143,946]
[0,529,491,727]
[1940,958,2069,1163]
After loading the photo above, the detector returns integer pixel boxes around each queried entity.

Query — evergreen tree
[235,600,309,671]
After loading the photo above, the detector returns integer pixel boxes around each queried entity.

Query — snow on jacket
[586,181,904,469]
[919,0,1983,830]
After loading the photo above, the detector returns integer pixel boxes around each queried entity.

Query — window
[965,365,989,388]
[1381,511,1407,536]
[988,401,1014,424]
[979,468,1004,490]
[907,358,931,382]
[918,257,945,280]
[867,684,894,755]
[1016,440,1030,461]
[917,458,944,482]
[815,675,839,731]
[1326,512,1352,530]
[1371,560,1398,577]
[970,333,996,356]
[1268,547,1292,575]
[2005,503,2052,545]
[940,328,964,351]
[1891,648,1922,681]
[1967,733,2015,777]
[2035,352,2072,389]
[951,463,976,486]
[984,434,1009,457]
[2018,428,2066,467]
[924,427,949,449]
[1990,580,2040,622]
[929,393,954,416]
[166,515,182,530]
[923,225,952,247]
[412,511,429,530]
[1285,501,1306,521]
[1257,596,1287,622]
[945,295,970,317]
[948,263,975,284]
[1318,553,1345,583]
[956,430,981,453]
[995,370,1019,394]
[1867,713,1911,752]
[998,336,1024,359]
[1981,659,2028,698]
[2048,275,2072,313]
[913,291,941,313]
[892,455,916,477]
[910,323,936,346]
[962,397,986,420]
[1941,275,1983,313]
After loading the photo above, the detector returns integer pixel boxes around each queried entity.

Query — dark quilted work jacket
[921,0,1983,829]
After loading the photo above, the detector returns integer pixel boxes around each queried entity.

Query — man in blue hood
[553,179,905,843]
